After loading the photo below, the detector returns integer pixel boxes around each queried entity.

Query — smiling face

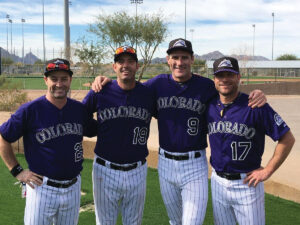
[44,71,72,100]
[214,71,241,100]
[167,50,194,82]
[113,53,139,86]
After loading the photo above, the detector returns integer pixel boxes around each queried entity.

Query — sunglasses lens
[46,63,56,70]
[115,46,136,54]
[46,63,69,71]
[58,64,69,70]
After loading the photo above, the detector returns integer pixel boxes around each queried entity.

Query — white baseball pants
[158,148,208,225]
[93,156,147,225]
[211,170,265,225]
[24,175,81,225]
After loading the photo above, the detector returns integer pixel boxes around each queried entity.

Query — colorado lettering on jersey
[35,123,83,144]
[98,106,152,123]
[208,121,256,139]
[157,96,206,115]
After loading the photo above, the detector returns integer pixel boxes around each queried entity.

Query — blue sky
[0,0,300,61]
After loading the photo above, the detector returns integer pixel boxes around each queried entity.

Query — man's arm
[244,130,295,187]
[0,134,43,188]
[91,76,112,92]
[248,89,267,108]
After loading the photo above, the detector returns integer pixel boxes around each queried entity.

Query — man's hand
[92,76,112,92]
[243,167,272,187]
[16,169,43,189]
[248,89,267,108]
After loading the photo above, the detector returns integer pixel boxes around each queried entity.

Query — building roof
[206,60,300,69]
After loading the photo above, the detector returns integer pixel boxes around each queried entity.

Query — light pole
[252,24,255,60]
[6,14,9,54]
[190,29,194,43]
[8,19,12,55]
[42,0,46,63]
[22,18,25,64]
[130,0,143,50]
[271,12,275,61]
[185,0,187,39]
[64,0,71,61]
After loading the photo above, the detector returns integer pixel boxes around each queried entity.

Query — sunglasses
[46,63,69,71]
[115,46,136,55]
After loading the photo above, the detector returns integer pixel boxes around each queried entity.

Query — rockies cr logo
[74,142,83,162]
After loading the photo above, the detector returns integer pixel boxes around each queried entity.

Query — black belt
[47,177,78,188]
[162,151,201,161]
[216,172,241,180]
[96,158,146,171]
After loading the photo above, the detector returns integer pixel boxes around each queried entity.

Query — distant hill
[0,47,40,64]
[194,51,224,61]
[150,50,269,63]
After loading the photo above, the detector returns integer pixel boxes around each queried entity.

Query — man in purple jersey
[82,46,156,225]
[91,38,266,225]
[207,56,295,225]
[0,59,96,225]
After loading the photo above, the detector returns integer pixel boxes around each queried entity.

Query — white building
[206,60,300,77]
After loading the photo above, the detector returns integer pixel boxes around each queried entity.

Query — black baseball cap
[114,46,138,62]
[44,58,73,76]
[166,38,193,55]
[213,57,240,75]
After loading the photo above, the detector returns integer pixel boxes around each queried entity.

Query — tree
[192,59,206,75]
[89,11,168,80]
[1,57,14,65]
[193,59,206,66]
[276,54,298,60]
[34,59,43,65]
[74,37,107,76]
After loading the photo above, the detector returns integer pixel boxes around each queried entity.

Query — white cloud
[0,0,299,60]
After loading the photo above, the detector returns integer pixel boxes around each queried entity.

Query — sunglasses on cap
[115,46,136,55]
[46,62,69,71]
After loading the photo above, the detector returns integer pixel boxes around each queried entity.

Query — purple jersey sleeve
[82,80,156,164]
[0,96,88,180]
[144,74,217,153]
[207,93,290,173]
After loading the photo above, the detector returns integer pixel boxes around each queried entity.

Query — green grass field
[3,75,298,90]
[4,77,95,90]
[1,154,300,224]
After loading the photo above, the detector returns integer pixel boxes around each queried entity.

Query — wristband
[10,164,24,177]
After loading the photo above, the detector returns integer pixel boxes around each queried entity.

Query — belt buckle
[195,152,201,158]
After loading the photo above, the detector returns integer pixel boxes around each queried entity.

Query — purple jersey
[82,80,156,164]
[144,74,217,153]
[0,96,96,180]
[207,93,290,173]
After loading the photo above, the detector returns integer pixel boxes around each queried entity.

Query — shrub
[0,77,29,111]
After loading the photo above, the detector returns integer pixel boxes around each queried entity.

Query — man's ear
[191,55,195,64]
[43,76,48,85]
[112,63,117,72]
[166,55,170,65]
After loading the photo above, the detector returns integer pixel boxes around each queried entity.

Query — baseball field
[1,87,300,224]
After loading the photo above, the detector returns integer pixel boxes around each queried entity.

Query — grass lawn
[4,75,298,90]
[4,77,96,90]
[0,154,300,224]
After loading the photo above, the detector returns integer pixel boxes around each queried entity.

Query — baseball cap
[114,46,138,62]
[44,58,73,76]
[166,38,193,55]
[213,57,240,75]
